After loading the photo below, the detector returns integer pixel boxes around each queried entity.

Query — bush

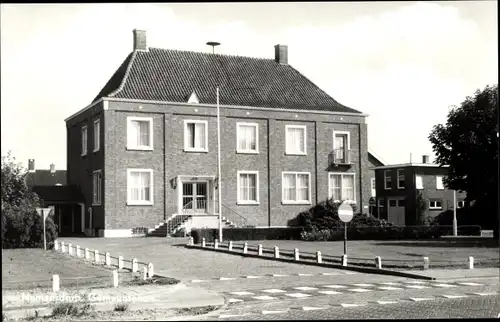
[191,227,303,244]
[301,225,442,241]
[2,203,58,249]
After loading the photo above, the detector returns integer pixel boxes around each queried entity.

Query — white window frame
[328,172,356,204]
[371,178,376,197]
[236,122,259,154]
[429,199,443,210]
[237,171,259,205]
[184,120,209,152]
[92,170,102,206]
[397,169,405,189]
[81,125,88,156]
[281,171,311,205]
[415,175,423,189]
[127,116,154,151]
[333,130,351,161]
[93,119,100,152]
[285,125,307,155]
[436,176,444,190]
[457,200,465,208]
[384,170,392,190]
[127,169,154,206]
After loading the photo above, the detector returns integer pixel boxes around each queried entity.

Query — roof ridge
[148,47,273,62]
[108,49,139,98]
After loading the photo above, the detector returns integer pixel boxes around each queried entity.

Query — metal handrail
[221,204,248,227]
[329,149,351,164]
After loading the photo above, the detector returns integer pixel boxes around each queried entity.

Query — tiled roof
[25,170,67,189]
[32,185,85,203]
[92,48,362,113]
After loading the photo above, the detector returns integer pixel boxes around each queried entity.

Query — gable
[187,91,199,104]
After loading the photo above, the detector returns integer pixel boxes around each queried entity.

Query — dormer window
[188,91,199,104]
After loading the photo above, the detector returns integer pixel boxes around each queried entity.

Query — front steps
[148,215,238,237]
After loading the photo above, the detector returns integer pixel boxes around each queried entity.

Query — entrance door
[388,198,406,226]
[182,182,207,214]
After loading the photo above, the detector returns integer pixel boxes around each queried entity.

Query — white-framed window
[377,198,385,207]
[237,171,259,204]
[127,116,153,150]
[93,119,100,152]
[397,169,405,189]
[92,170,102,206]
[285,125,306,155]
[457,200,465,208]
[415,175,423,189]
[384,170,392,190]
[184,120,208,152]
[333,131,350,163]
[81,125,88,156]
[371,178,376,197]
[282,172,311,204]
[429,199,443,210]
[436,176,444,190]
[328,173,356,203]
[127,169,154,205]
[237,123,259,153]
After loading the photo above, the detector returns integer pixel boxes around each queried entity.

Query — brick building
[65,29,372,237]
[373,155,466,226]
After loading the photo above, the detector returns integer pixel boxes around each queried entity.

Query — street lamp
[207,41,223,243]
[453,190,457,236]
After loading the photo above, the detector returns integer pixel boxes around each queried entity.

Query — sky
[1,2,497,170]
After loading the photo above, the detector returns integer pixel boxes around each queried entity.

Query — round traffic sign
[338,202,354,223]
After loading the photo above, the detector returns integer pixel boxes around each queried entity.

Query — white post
[316,251,322,264]
[375,256,382,269]
[423,257,429,270]
[52,275,60,292]
[105,253,111,266]
[201,238,206,248]
[188,237,194,246]
[294,248,300,261]
[148,263,154,278]
[274,246,280,259]
[84,248,90,260]
[453,190,458,237]
[94,250,100,263]
[228,241,233,251]
[68,243,73,255]
[258,244,263,256]
[118,256,124,270]
[341,254,348,266]
[76,245,81,258]
[468,256,474,269]
[132,258,138,273]
[243,242,248,254]
[61,242,66,253]
[142,267,148,280]
[54,240,59,251]
[214,239,219,249]
[112,270,118,288]
[216,86,223,243]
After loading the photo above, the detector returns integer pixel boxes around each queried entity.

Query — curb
[185,245,436,280]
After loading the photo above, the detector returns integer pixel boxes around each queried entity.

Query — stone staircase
[148,215,192,237]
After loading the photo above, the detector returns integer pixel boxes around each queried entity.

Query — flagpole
[217,86,223,243]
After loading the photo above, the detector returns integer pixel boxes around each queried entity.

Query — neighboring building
[367,150,386,216]
[65,29,372,238]
[372,155,466,226]
[25,159,85,235]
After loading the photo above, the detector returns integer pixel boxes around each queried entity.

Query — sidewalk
[2,283,225,319]
[401,267,499,280]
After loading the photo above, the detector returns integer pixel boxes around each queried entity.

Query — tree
[429,84,499,240]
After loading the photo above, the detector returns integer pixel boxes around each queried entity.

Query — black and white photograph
[1,2,498,320]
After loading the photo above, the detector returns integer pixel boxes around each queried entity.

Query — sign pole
[343,222,347,255]
[43,213,47,251]
[338,202,353,256]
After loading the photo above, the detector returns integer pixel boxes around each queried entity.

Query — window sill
[92,203,101,207]
[237,201,260,206]
[236,150,259,154]
[127,201,154,206]
[384,187,391,190]
[285,152,307,156]
[397,187,405,190]
[184,148,208,153]
[281,201,311,205]
[127,146,153,151]
[81,153,87,157]
[93,149,100,153]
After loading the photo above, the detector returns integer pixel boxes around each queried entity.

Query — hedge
[191,225,482,244]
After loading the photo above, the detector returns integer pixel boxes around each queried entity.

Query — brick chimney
[28,159,35,172]
[50,163,56,173]
[422,155,429,164]
[274,44,288,64]
[133,29,147,51]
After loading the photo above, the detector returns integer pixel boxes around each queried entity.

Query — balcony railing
[329,148,351,165]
